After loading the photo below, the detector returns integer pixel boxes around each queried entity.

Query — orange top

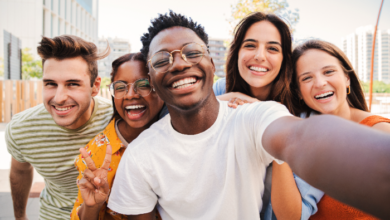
[70,119,161,220]
[310,115,390,220]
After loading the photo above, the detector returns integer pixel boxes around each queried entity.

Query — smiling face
[43,57,100,129]
[237,21,283,98]
[113,60,164,129]
[147,26,215,111]
[296,49,350,115]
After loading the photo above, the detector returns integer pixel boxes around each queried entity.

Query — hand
[228,97,249,109]
[15,217,29,220]
[78,144,112,208]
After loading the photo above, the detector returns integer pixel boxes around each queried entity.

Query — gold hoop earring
[347,86,351,95]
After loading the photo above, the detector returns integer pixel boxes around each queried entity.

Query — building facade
[3,30,22,80]
[97,37,131,77]
[0,0,99,60]
[208,38,228,77]
[342,26,390,83]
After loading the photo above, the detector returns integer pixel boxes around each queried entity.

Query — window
[51,15,54,37]
[51,0,53,10]
[42,9,46,36]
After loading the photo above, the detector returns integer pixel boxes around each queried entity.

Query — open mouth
[314,91,334,100]
[249,66,269,73]
[171,77,199,90]
[52,105,75,115]
[125,105,146,119]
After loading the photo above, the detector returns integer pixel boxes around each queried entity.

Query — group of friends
[5,11,390,220]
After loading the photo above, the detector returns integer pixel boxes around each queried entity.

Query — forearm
[281,115,390,219]
[271,161,301,220]
[10,160,33,219]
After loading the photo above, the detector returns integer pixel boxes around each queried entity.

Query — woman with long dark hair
[214,12,321,220]
[291,40,390,219]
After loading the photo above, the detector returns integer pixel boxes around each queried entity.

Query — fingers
[83,169,96,184]
[80,148,97,171]
[228,97,246,108]
[78,176,96,192]
[94,177,110,194]
[101,144,112,171]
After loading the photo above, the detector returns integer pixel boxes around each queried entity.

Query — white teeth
[125,105,145,110]
[172,77,197,89]
[250,66,268,72]
[315,91,334,99]
[55,106,72,111]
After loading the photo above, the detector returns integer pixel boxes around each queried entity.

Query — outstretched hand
[78,144,112,208]
[216,92,259,108]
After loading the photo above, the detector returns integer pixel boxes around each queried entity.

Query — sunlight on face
[296,49,350,115]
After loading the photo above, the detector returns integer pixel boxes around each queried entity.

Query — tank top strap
[359,115,390,127]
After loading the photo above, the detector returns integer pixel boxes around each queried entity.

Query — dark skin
[148,27,219,135]
[125,26,390,220]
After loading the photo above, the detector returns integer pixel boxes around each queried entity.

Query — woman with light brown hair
[291,39,390,219]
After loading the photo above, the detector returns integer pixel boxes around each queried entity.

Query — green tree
[22,48,42,80]
[361,81,390,93]
[100,77,111,89]
[229,0,300,34]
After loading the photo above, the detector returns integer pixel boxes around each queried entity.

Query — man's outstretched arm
[10,158,33,220]
[262,115,390,220]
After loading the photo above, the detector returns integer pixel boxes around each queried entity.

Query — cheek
[114,99,124,113]
[299,84,312,101]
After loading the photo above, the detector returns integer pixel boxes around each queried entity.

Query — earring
[347,86,351,95]
[152,87,155,92]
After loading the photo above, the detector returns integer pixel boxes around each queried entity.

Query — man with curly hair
[106,11,390,220]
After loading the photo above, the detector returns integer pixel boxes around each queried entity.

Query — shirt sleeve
[107,149,158,215]
[5,122,26,163]
[213,78,227,96]
[250,101,292,164]
[294,174,324,220]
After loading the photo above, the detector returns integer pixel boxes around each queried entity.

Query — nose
[314,75,327,88]
[53,85,68,104]
[254,46,266,62]
[124,84,140,100]
[169,52,192,73]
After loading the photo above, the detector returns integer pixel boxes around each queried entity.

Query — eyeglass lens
[151,43,204,73]
[110,79,152,99]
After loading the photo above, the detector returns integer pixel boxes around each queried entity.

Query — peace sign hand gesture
[78,144,112,208]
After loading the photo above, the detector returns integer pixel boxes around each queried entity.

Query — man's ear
[210,57,216,77]
[92,76,101,97]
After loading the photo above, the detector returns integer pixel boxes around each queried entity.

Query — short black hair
[140,10,208,59]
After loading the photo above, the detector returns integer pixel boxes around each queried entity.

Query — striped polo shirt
[6,96,113,220]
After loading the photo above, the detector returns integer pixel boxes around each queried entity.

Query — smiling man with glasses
[106,11,390,220]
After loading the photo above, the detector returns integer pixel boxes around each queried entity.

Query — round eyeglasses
[109,78,153,99]
[148,42,207,74]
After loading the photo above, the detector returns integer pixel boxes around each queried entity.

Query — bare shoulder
[372,121,390,134]
[350,108,372,123]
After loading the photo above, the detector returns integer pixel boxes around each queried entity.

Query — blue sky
[98,0,390,51]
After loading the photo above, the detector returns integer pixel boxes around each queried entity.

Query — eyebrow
[42,79,83,83]
[242,39,282,46]
[155,42,196,54]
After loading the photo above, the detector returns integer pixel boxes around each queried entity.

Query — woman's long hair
[291,40,368,116]
[226,12,295,114]
[110,52,146,120]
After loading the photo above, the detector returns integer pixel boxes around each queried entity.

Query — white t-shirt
[108,101,291,220]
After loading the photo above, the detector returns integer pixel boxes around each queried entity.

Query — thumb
[94,177,110,194]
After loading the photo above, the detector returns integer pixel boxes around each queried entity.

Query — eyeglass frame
[147,42,209,74]
[108,78,154,99]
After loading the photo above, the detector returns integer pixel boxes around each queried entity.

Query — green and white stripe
[6,96,113,220]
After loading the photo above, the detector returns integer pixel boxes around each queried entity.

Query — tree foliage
[229,0,300,34]
[22,48,42,80]
[100,77,111,89]
[362,81,390,93]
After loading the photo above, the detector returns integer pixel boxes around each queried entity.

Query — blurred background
[0,0,389,218]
